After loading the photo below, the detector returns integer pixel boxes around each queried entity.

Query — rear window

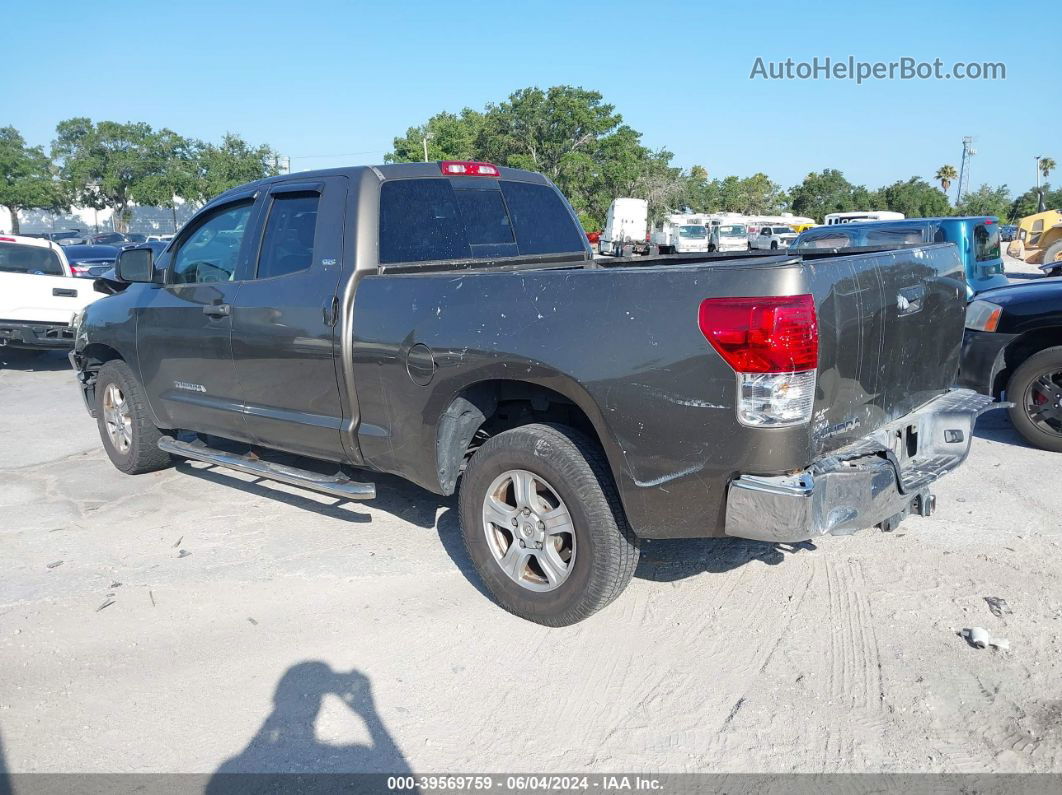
[499,180,585,255]
[378,178,584,264]
[864,227,925,245]
[974,222,1000,262]
[797,231,853,249]
[0,242,64,275]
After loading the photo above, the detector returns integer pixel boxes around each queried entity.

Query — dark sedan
[959,278,1062,452]
[62,244,121,278]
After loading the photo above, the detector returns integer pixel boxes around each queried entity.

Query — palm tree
[1040,157,1056,181]
[935,165,958,194]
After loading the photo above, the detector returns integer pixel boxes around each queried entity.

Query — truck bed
[353,242,967,538]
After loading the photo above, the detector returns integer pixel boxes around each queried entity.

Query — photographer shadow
[208,661,413,791]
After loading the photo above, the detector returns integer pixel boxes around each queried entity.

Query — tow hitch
[877,490,936,533]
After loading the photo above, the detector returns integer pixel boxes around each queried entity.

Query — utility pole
[1035,155,1042,189]
[956,136,975,204]
[422,132,433,162]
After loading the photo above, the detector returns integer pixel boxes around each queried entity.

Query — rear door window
[256,192,320,279]
[0,242,64,275]
[973,223,1000,261]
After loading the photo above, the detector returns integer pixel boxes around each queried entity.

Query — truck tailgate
[808,243,966,455]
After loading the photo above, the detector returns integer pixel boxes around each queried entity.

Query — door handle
[203,303,231,318]
[53,288,78,297]
[323,295,339,326]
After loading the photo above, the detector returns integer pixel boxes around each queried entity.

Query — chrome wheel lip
[102,382,132,454]
[482,468,576,593]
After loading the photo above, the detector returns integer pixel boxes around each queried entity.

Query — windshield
[678,225,707,238]
[718,225,746,236]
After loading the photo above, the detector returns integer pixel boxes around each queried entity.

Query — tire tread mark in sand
[825,559,883,712]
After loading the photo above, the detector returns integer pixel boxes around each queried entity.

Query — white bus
[824,211,905,226]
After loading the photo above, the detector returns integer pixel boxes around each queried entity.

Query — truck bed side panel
[350,244,965,539]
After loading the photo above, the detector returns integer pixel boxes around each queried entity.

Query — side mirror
[116,247,154,283]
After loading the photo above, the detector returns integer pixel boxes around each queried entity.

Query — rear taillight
[699,295,819,427]
[440,161,500,177]
[70,265,89,277]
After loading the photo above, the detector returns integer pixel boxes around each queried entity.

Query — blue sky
[6,0,1058,194]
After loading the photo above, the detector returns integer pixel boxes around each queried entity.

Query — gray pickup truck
[71,161,992,625]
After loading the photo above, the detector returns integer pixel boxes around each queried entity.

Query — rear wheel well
[436,381,602,495]
[999,327,1062,396]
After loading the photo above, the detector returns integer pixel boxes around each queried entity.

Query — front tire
[95,360,173,474]
[458,423,639,626]
[1007,346,1062,453]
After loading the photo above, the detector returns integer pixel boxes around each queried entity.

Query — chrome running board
[158,436,376,501]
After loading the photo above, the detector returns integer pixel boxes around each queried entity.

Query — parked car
[748,225,798,250]
[62,244,121,278]
[1000,224,1018,242]
[959,279,1062,452]
[72,161,990,625]
[0,234,106,351]
[89,232,129,246]
[792,217,1009,297]
[147,234,175,243]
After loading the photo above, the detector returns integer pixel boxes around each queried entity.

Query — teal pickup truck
[792,217,1008,298]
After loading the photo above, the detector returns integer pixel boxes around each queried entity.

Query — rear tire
[1006,346,1062,453]
[458,423,640,626]
[95,360,173,474]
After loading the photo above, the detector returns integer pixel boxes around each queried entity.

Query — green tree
[954,184,1011,219]
[475,86,623,182]
[52,118,171,231]
[130,129,197,232]
[935,164,958,194]
[0,126,67,234]
[387,109,483,163]
[1040,157,1056,181]
[877,177,951,218]
[188,133,281,205]
[788,169,875,222]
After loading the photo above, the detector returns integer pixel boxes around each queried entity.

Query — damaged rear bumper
[724,389,996,543]
[0,319,75,350]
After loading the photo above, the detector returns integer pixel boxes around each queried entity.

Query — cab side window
[171,201,253,285]
[256,192,320,279]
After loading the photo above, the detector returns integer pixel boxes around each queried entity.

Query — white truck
[650,213,711,254]
[0,234,106,352]
[600,198,649,256]
[712,221,749,252]
[748,224,799,251]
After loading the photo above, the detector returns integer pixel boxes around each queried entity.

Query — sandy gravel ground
[1,257,1060,777]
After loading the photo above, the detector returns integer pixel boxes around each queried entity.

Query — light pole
[1035,155,1042,189]
[422,132,433,162]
